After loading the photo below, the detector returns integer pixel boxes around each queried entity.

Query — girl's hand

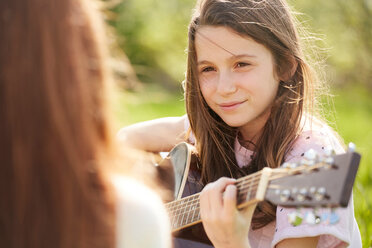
[199,177,257,248]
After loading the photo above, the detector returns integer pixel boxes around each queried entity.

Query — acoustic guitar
[155,142,361,244]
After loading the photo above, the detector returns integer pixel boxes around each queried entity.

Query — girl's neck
[237,131,257,150]
[238,109,271,150]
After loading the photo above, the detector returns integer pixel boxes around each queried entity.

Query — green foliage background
[109,0,372,246]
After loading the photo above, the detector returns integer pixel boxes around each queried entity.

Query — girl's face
[195,26,279,140]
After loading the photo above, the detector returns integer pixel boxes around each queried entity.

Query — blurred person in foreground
[0,0,171,247]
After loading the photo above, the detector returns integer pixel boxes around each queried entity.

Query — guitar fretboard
[165,171,267,231]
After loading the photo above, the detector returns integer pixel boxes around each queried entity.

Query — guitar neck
[163,145,360,233]
[165,169,272,231]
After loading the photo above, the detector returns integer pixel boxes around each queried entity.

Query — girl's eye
[236,62,250,68]
[201,66,215,73]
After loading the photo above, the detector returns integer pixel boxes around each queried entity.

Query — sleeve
[114,177,171,248]
[271,127,362,248]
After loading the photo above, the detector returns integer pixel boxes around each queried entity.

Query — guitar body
[155,142,193,201]
[156,143,212,245]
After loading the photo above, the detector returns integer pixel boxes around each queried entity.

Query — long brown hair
[184,0,323,228]
[0,0,116,247]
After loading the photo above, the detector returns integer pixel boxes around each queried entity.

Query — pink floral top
[184,117,362,248]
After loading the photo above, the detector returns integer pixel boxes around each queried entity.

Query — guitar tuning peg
[323,146,335,157]
[321,146,335,166]
[304,149,318,161]
[323,156,334,166]
[309,186,316,194]
[296,187,310,202]
[280,189,291,202]
[301,149,318,166]
[348,142,356,152]
[314,187,327,201]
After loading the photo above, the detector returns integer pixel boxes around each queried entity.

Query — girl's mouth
[218,100,247,111]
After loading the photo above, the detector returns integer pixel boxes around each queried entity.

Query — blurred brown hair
[0,0,117,247]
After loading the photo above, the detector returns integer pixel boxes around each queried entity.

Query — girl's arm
[276,237,319,248]
[117,115,188,152]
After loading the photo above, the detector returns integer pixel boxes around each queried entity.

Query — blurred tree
[335,0,372,88]
[101,0,141,90]
[107,0,195,90]
[289,0,372,89]
[105,0,372,91]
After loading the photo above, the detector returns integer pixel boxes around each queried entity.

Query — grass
[113,84,186,126]
[332,85,372,248]
[114,83,372,247]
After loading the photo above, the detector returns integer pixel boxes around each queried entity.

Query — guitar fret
[174,200,182,229]
[177,199,188,227]
[188,198,199,225]
[246,177,254,201]
[236,177,261,205]
[190,202,197,223]
[168,195,200,229]
[191,203,200,224]
[180,197,190,227]
[185,198,191,225]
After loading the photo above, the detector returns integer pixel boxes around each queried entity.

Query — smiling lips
[218,100,247,111]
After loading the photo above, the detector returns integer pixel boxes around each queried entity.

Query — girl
[118,0,361,247]
[0,0,170,247]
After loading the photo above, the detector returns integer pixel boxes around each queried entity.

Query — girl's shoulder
[286,116,345,163]
[274,117,362,248]
[112,176,171,248]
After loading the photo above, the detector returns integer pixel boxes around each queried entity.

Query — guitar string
[167,169,302,220]
[169,172,328,228]
[167,178,263,226]
[165,172,282,215]
[168,163,331,228]
[166,159,327,212]
[166,164,261,225]
[167,187,259,228]
[167,186,260,227]
[167,171,301,227]
[168,183,260,220]
[170,192,260,229]
[165,169,290,213]
[166,185,258,217]
[165,171,264,211]
[169,179,290,229]
[165,176,262,213]
[165,166,298,212]
[166,170,293,217]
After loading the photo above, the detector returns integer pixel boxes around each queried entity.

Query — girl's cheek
[200,73,218,88]
[236,73,257,88]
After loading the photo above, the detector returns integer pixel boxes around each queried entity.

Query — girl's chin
[221,118,247,128]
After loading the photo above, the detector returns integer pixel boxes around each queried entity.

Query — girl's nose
[216,70,237,95]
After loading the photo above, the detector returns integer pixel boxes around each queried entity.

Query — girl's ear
[280,56,298,82]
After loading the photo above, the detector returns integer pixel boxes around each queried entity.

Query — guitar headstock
[265,147,361,208]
